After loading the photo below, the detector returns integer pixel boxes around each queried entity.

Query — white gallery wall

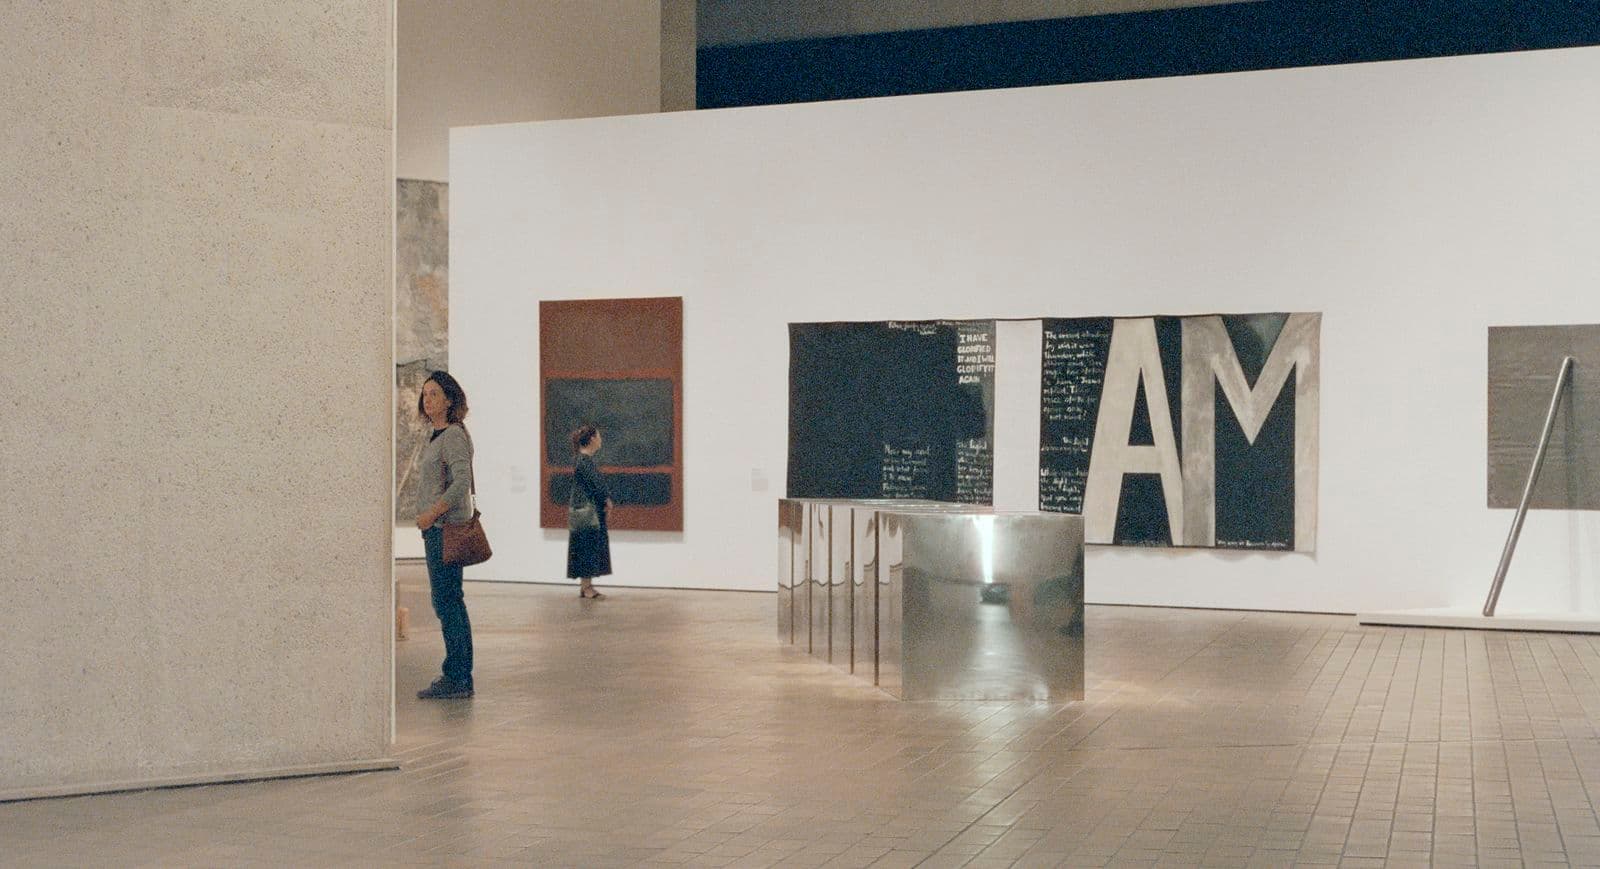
[452,47,1600,614]
[0,3,394,799]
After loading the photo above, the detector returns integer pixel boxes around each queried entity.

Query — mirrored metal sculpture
[778,499,1084,701]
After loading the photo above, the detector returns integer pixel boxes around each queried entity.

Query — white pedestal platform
[1358,607,1600,634]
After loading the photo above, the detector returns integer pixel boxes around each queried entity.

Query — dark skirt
[566,525,612,578]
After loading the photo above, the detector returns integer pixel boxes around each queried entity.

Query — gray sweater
[417,424,475,528]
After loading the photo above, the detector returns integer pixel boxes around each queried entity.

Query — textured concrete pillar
[0,1,395,799]
[661,0,697,111]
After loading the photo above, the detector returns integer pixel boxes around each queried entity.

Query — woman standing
[415,371,476,699]
[567,425,613,599]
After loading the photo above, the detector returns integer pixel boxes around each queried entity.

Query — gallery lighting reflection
[977,514,996,585]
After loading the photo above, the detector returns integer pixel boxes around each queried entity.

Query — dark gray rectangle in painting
[1487,324,1600,510]
[548,472,673,507]
[544,378,674,468]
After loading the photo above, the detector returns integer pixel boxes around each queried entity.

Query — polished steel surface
[897,511,1084,701]
[776,500,801,643]
[828,505,853,670]
[779,499,1084,701]
[806,502,829,656]
[876,511,906,697]
[850,508,877,678]
[1485,355,1575,617]
[793,543,810,652]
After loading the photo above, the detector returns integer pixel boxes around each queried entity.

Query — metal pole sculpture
[1483,355,1575,616]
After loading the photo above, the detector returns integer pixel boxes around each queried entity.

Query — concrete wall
[397,0,664,182]
[0,1,394,799]
[661,0,697,111]
[451,47,1600,614]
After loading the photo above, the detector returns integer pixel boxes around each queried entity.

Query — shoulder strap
[460,423,476,495]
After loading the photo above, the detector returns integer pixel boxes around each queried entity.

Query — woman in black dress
[567,425,612,599]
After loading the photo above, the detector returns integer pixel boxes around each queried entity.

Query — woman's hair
[417,370,469,424]
[570,424,599,452]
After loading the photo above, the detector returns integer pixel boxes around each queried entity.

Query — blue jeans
[422,527,474,687]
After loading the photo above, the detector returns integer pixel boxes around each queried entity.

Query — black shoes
[417,677,474,700]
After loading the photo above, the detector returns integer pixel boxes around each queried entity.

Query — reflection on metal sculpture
[777,500,803,645]
[777,499,1085,701]
[807,504,830,658]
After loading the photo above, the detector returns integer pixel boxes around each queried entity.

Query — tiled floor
[9,567,1600,866]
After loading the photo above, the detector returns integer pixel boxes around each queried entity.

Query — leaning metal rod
[1483,355,1575,617]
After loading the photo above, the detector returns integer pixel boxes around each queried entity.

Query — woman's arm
[576,455,610,506]
[418,428,472,527]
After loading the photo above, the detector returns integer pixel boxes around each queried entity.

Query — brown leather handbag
[441,430,492,567]
[442,509,491,567]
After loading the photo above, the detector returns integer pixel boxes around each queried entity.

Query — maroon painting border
[539,297,684,531]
